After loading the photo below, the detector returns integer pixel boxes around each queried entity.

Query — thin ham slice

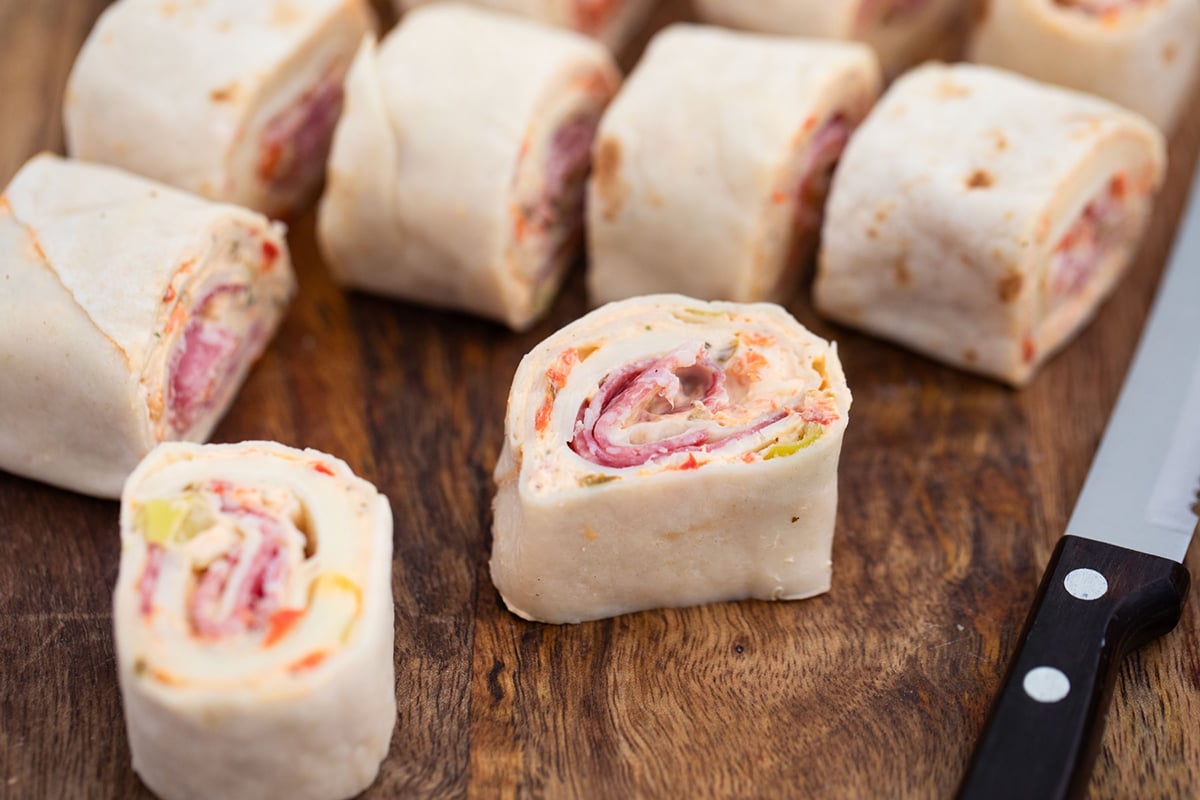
[519,112,601,283]
[257,70,346,203]
[570,344,786,468]
[1051,175,1133,298]
[795,115,852,234]
[189,511,289,639]
[166,287,246,435]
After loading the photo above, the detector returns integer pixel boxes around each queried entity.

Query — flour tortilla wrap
[692,0,962,73]
[813,63,1166,386]
[586,24,880,307]
[0,155,295,498]
[969,0,1200,132]
[393,0,659,52]
[318,5,620,330]
[64,0,375,217]
[492,294,852,624]
[115,441,395,800]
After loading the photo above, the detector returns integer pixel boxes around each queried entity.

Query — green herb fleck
[579,474,620,488]
[763,426,823,460]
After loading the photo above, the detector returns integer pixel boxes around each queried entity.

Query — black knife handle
[957,535,1189,800]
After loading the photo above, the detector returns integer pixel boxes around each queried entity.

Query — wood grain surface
[2,2,1198,798]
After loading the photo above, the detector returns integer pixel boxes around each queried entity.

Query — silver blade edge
[1066,163,1200,562]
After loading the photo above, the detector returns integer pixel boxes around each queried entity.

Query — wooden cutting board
[2,1,1198,797]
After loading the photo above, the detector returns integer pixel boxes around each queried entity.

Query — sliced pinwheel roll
[0,155,295,497]
[392,0,659,53]
[969,0,1200,132]
[586,24,880,307]
[813,63,1166,386]
[692,0,963,73]
[64,0,376,218]
[318,4,620,330]
[115,441,395,800]
[492,294,852,624]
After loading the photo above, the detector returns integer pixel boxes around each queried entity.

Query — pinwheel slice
[0,154,295,497]
[115,441,395,800]
[970,0,1199,132]
[586,24,880,306]
[692,0,962,73]
[392,0,660,53]
[813,63,1166,386]
[318,5,620,330]
[64,0,376,217]
[492,294,852,624]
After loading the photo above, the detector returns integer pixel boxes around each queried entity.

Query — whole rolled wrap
[692,0,962,73]
[813,63,1166,386]
[586,24,880,306]
[318,4,620,330]
[491,294,852,624]
[114,441,395,800]
[0,155,295,498]
[968,0,1200,132]
[64,0,376,217]
[392,0,659,52]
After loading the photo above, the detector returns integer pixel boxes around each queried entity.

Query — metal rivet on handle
[1064,568,1108,601]
[1023,667,1071,703]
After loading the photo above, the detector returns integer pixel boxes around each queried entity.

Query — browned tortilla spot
[966,170,994,190]
[210,82,239,103]
[937,81,971,100]
[866,226,879,240]
[271,1,304,26]
[875,202,896,223]
[894,257,911,287]
[997,272,1023,303]
[594,138,628,223]
[1164,42,1179,65]
[963,349,978,364]
[988,130,1008,151]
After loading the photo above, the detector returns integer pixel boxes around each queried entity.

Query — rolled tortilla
[586,24,880,307]
[813,63,1166,386]
[64,0,376,218]
[692,0,963,73]
[392,0,660,52]
[492,294,852,624]
[0,154,295,497]
[115,441,395,800]
[318,5,620,330]
[969,0,1200,132]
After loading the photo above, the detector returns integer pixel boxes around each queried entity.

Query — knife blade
[957,161,1200,800]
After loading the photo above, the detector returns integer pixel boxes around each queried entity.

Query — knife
[957,162,1200,800]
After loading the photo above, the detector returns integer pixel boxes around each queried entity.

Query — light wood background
[1,1,1198,798]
